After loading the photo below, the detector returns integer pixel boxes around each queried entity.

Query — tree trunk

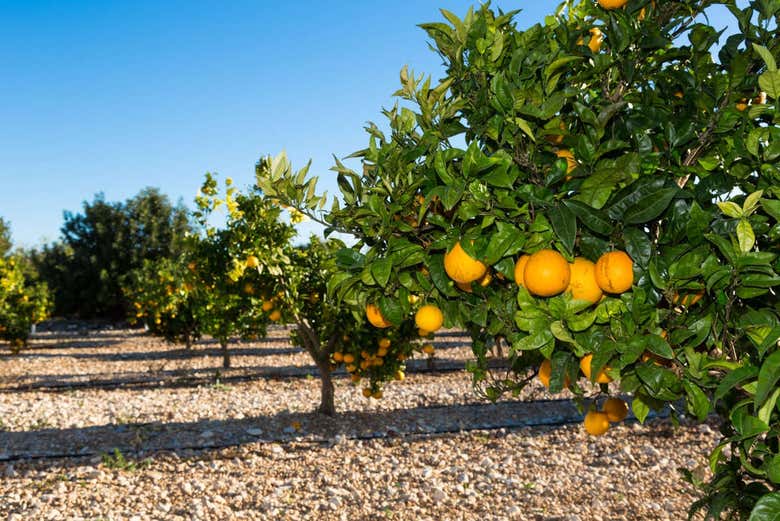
[221,340,230,368]
[317,361,335,416]
[185,332,192,351]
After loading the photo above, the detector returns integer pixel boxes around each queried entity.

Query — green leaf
[768,456,780,485]
[483,222,525,265]
[717,201,744,218]
[731,406,769,439]
[748,492,780,521]
[512,329,554,351]
[755,350,780,408]
[607,177,665,221]
[715,365,758,402]
[646,334,674,359]
[737,219,756,253]
[632,395,650,423]
[758,387,780,425]
[370,258,393,288]
[563,200,613,235]
[428,254,458,297]
[548,204,576,256]
[753,44,778,71]
[550,321,575,343]
[759,70,780,99]
[623,187,678,224]
[743,190,764,216]
[623,228,652,268]
[683,381,710,421]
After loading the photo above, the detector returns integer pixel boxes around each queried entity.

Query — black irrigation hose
[0,399,675,464]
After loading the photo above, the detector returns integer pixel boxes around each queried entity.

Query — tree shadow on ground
[0,398,591,472]
[0,356,497,394]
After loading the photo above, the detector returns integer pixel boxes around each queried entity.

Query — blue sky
[0,1,737,247]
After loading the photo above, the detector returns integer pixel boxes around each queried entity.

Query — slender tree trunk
[317,361,336,416]
[220,339,230,368]
[185,332,192,351]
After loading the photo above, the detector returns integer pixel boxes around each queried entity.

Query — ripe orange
[555,149,578,176]
[422,344,435,355]
[366,303,392,328]
[672,290,704,307]
[577,28,603,53]
[479,272,492,287]
[538,359,552,388]
[268,310,282,322]
[456,281,473,293]
[444,242,487,284]
[418,328,431,337]
[594,251,634,294]
[345,364,357,373]
[598,0,627,9]
[580,354,613,384]
[736,98,748,111]
[372,390,383,399]
[362,388,372,398]
[377,347,388,357]
[378,338,391,349]
[568,257,603,304]
[394,370,405,381]
[343,353,356,364]
[524,249,571,297]
[584,411,610,436]
[638,1,656,21]
[514,255,530,287]
[332,351,344,363]
[246,255,260,268]
[350,374,361,383]
[602,397,629,422]
[415,305,444,332]
[261,300,274,312]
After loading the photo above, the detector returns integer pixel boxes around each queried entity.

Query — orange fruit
[415,305,444,332]
[602,398,629,422]
[524,249,571,297]
[366,303,392,328]
[456,281,473,293]
[362,388,372,398]
[538,359,552,388]
[246,255,260,268]
[418,328,431,337]
[372,390,383,399]
[672,291,704,307]
[444,242,487,284]
[261,300,274,312]
[598,0,627,9]
[584,411,610,436]
[580,354,613,384]
[594,251,634,294]
[377,347,388,357]
[394,370,405,381]
[268,310,282,322]
[479,272,492,287]
[638,0,656,20]
[332,352,344,363]
[568,257,603,304]
[555,149,578,176]
[345,364,357,373]
[350,374,361,383]
[378,338,391,349]
[736,99,748,111]
[422,344,435,355]
[674,91,684,99]
[514,255,530,287]
[343,353,355,364]
[577,28,603,53]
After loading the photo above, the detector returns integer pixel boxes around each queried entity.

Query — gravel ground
[0,328,720,520]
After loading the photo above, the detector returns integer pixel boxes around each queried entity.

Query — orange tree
[0,255,51,350]
[205,160,418,415]
[122,257,202,350]
[258,1,780,517]
[190,174,273,369]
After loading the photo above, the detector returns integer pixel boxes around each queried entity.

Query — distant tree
[33,188,192,319]
[0,218,12,257]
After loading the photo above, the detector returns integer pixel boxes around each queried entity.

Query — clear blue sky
[0,1,737,247]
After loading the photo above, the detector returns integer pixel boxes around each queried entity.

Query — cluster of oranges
[332,335,408,399]
[538,355,628,436]
[245,256,282,322]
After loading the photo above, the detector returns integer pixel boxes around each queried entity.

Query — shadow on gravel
[0,398,588,470]
[0,356,499,394]
[6,346,305,362]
